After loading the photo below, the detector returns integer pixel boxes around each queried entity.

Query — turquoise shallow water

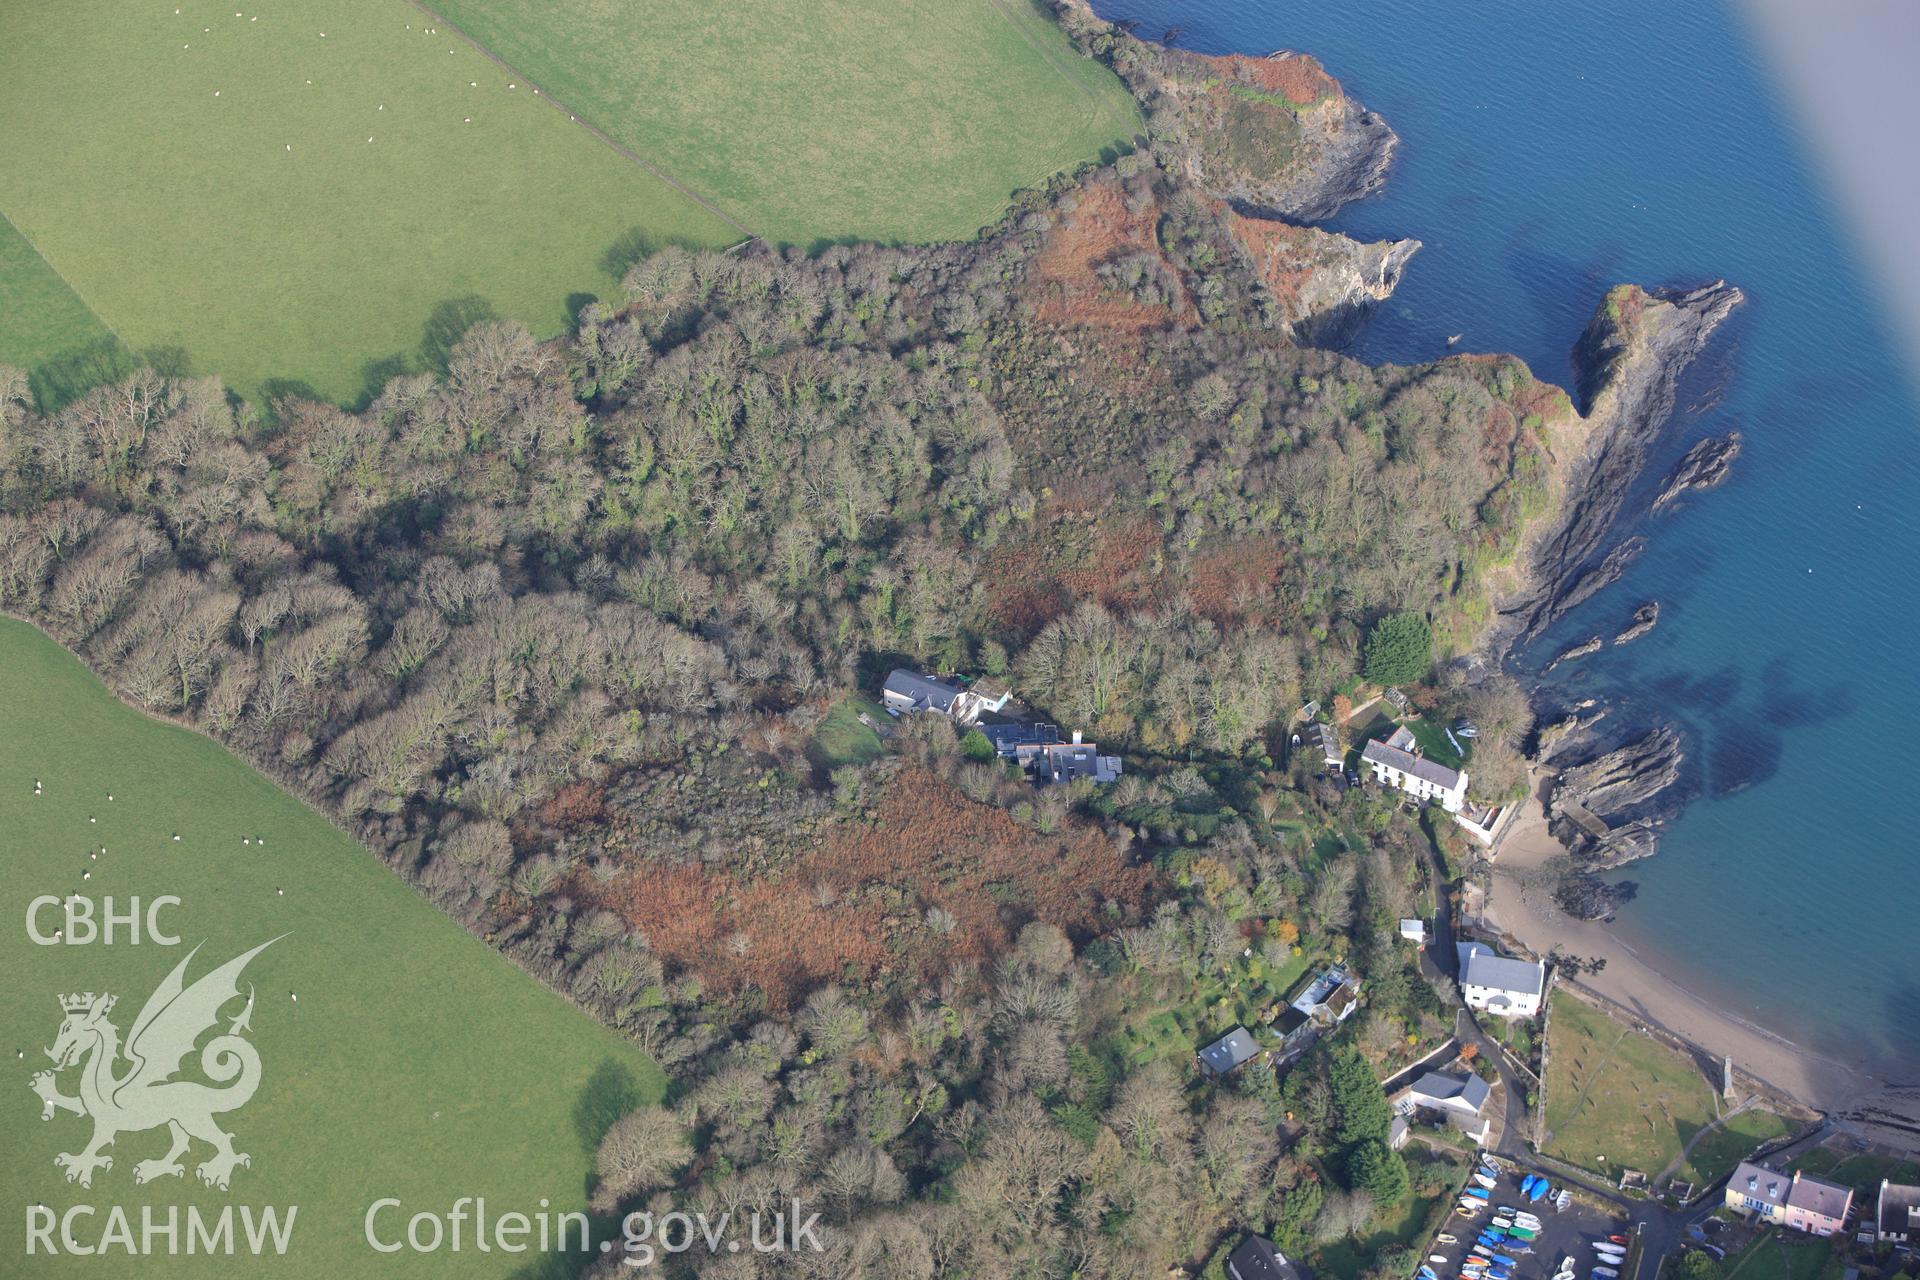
[1095,0,1920,1077]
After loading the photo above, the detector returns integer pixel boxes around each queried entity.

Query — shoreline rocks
[1545,727,1684,868]
[1544,636,1603,673]
[1653,431,1743,509]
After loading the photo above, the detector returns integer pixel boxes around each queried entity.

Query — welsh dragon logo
[29,938,281,1191]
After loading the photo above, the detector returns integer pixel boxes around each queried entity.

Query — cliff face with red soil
[1226,213,1420,346]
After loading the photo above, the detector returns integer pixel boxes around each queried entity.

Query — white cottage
[1456,942,1545,1018]
[1361,727,1468,813]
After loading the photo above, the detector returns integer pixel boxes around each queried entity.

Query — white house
[1362,727,1469,813]
[1456,942,1545,1018]
[880,670,1011,725]
[1877,1179,1920,1244]
[1398,1069,1493,1145]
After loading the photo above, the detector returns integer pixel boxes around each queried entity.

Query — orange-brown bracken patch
[590,768,1154,1008]
[984,514,1163,634]
[1025,177,1197,335]
[1180,538,1286,626]
[1222,211,1320,314]
[1214,51,1337,106]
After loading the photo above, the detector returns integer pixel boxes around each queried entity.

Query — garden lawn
[0,619,666,1277]
[1723,1231,1839,1280]
[810,697,889,769]
[1313,1193,1441,1280]
[426,0,1143,247]
[1542,991,1720,1178]
[0,0,737,407]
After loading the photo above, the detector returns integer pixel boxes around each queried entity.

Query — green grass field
[430,0,1142,247]
[0,0,1138,409]
[1543,992,1720,1178]
[0,214,135,411]
[0,0,739,407]
[0,619,665,1276]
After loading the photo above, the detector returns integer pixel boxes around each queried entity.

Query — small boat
[1595,1251,1626,1264]
[1594,1269,1620,1279]
[1464,1187,1491,1200]
[1514,1215,1542,1227]
[1527,1181,1550,1202]
[1609,1236,1628,1246]
[1473,1173,1499,1189]
[1437,1235,1459,1246]
[1510,1229,1539,1242]
[1519,1175,1541,1197]
[1430,1256,1452,1265]
[1447,333,1465,346]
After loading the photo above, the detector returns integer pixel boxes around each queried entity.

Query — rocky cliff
[1226,214,1420,345]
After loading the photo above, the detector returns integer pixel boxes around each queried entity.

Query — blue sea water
[1093,0,1920,1077]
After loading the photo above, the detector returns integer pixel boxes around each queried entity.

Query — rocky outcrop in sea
[1611,601,1659,646]
[1653,431,1742,510]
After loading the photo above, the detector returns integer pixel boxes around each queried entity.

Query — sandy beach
[1484,770,1912,1133]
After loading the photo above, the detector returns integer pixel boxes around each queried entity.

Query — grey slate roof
[1307,722,1341,762]
[1732,1161,1792,1207]
[1879,1181,1920,1238]
[1227,1235,1303,1280]
[1460,947,1545,997]
[882,669,963,714]
[1198,1027,1261,1075]
[1411,1070,1491,1114]
[1361,738,1465,790]
[1787,1171,1853,1222]
[981,721,1059,755]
